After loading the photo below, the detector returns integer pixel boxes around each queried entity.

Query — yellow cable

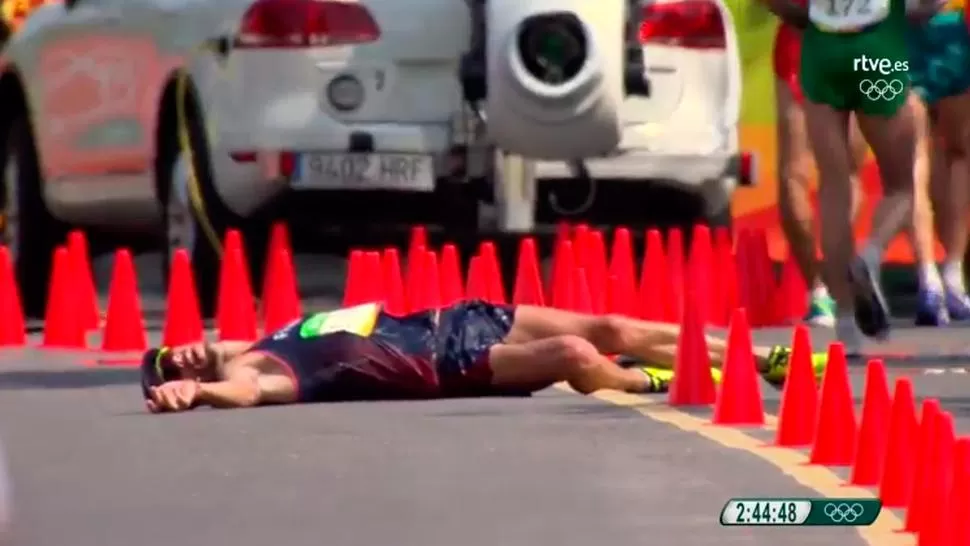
[174,56,225,258]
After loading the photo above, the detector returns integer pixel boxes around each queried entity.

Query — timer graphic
[720,498,882,526]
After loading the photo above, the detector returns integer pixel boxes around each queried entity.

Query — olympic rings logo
[823,502,866,523]
[859,79,905,101]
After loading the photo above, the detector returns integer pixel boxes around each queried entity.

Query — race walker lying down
[141,301,827,413]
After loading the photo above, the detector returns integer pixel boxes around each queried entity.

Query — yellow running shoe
[761,346,827,389]
[637,366,722,394]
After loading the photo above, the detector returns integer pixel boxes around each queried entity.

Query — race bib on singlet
[298,303,380,339]
[810,0,890,31]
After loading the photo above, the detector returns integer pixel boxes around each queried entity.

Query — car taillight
[279,152,297,177]
[235,0,381,49]
[639,1,725,49]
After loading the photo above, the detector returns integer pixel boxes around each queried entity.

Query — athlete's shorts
[800,3,909,116]
[907,11,970,104]
[773,23,804,103]
[434,301,516,391]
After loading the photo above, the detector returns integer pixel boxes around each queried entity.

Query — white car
[0,0,480,316]
[0,0,749,317]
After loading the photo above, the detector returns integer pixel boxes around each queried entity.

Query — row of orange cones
[673,283,966,545]
[0,221,806,352]
[0,224,304,351]
[342,223,808,327]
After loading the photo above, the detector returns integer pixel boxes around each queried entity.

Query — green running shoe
[637,366,723,394]
[761,345,827,389]
[804,294,836,327]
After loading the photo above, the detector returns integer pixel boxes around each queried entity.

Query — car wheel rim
[167,152,197,259]
[2,151,20,260]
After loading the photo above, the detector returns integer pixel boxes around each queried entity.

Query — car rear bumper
[534,151,749,188]
[534,151,757,220]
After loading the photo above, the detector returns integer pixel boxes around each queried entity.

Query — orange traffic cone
[101,249,147,351]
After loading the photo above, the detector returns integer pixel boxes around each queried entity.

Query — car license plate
[295,153,434,191]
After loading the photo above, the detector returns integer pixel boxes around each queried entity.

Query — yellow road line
[555,384,913,546]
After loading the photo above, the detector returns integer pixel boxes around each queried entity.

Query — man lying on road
[142,300,828,413]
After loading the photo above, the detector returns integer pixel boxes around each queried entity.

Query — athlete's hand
[147,380,201,413]
[169,342,216,371]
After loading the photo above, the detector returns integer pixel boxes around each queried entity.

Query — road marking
[923,368,968,375]
[555,384,913,546]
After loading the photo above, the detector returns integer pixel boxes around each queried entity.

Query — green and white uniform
[801,0,910,115]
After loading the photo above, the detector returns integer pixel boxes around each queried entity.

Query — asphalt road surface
[0,251,968,546]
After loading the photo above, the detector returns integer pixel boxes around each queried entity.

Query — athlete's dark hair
[139,348,181,400]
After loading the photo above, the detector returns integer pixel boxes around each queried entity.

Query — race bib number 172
[810,0,889,29]
[298,303,380,339]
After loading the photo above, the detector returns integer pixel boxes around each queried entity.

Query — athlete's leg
[776,78,837,326]
[915,11,970,319]
[849,116,868,218]
[502,306,829,389]
[909,94,950,325]
[797,19,876,346]
[849,75,918,339]
[930,123,950,239]
[802,99,862,347]
[503,305,728,359]
[906,11,970,324]
[933,91,970,318]
[487,337,652,394]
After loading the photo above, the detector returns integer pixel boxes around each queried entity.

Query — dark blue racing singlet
[246,300,519,402]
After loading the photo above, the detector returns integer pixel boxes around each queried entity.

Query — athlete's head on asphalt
[141,344,220,401]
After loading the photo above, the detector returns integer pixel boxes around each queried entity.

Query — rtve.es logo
[853,54,908,101]
[852,54,909,76]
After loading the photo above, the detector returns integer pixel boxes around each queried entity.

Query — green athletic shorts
[800,0,910,116]
[907,10,970,104]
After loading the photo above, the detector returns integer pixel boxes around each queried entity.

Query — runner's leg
[802,100,863,347]
[849,116,868,220]
[909,94,950,325]
[933,91,970,318]
[510,308,809,380]
[503,307,828,388]
[797,25,868,349]
[916,10,970,319]
[834,13,916,339]
[905,10,970,324]
[776,79,837,325]
[488,337,653,394]
[773,25,840,326]
[851,96,918,338]
[503,305,729,359]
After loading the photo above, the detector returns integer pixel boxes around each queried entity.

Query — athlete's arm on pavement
[761,0,809,28]
[198,378,261,408]
[198,367,298,409]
